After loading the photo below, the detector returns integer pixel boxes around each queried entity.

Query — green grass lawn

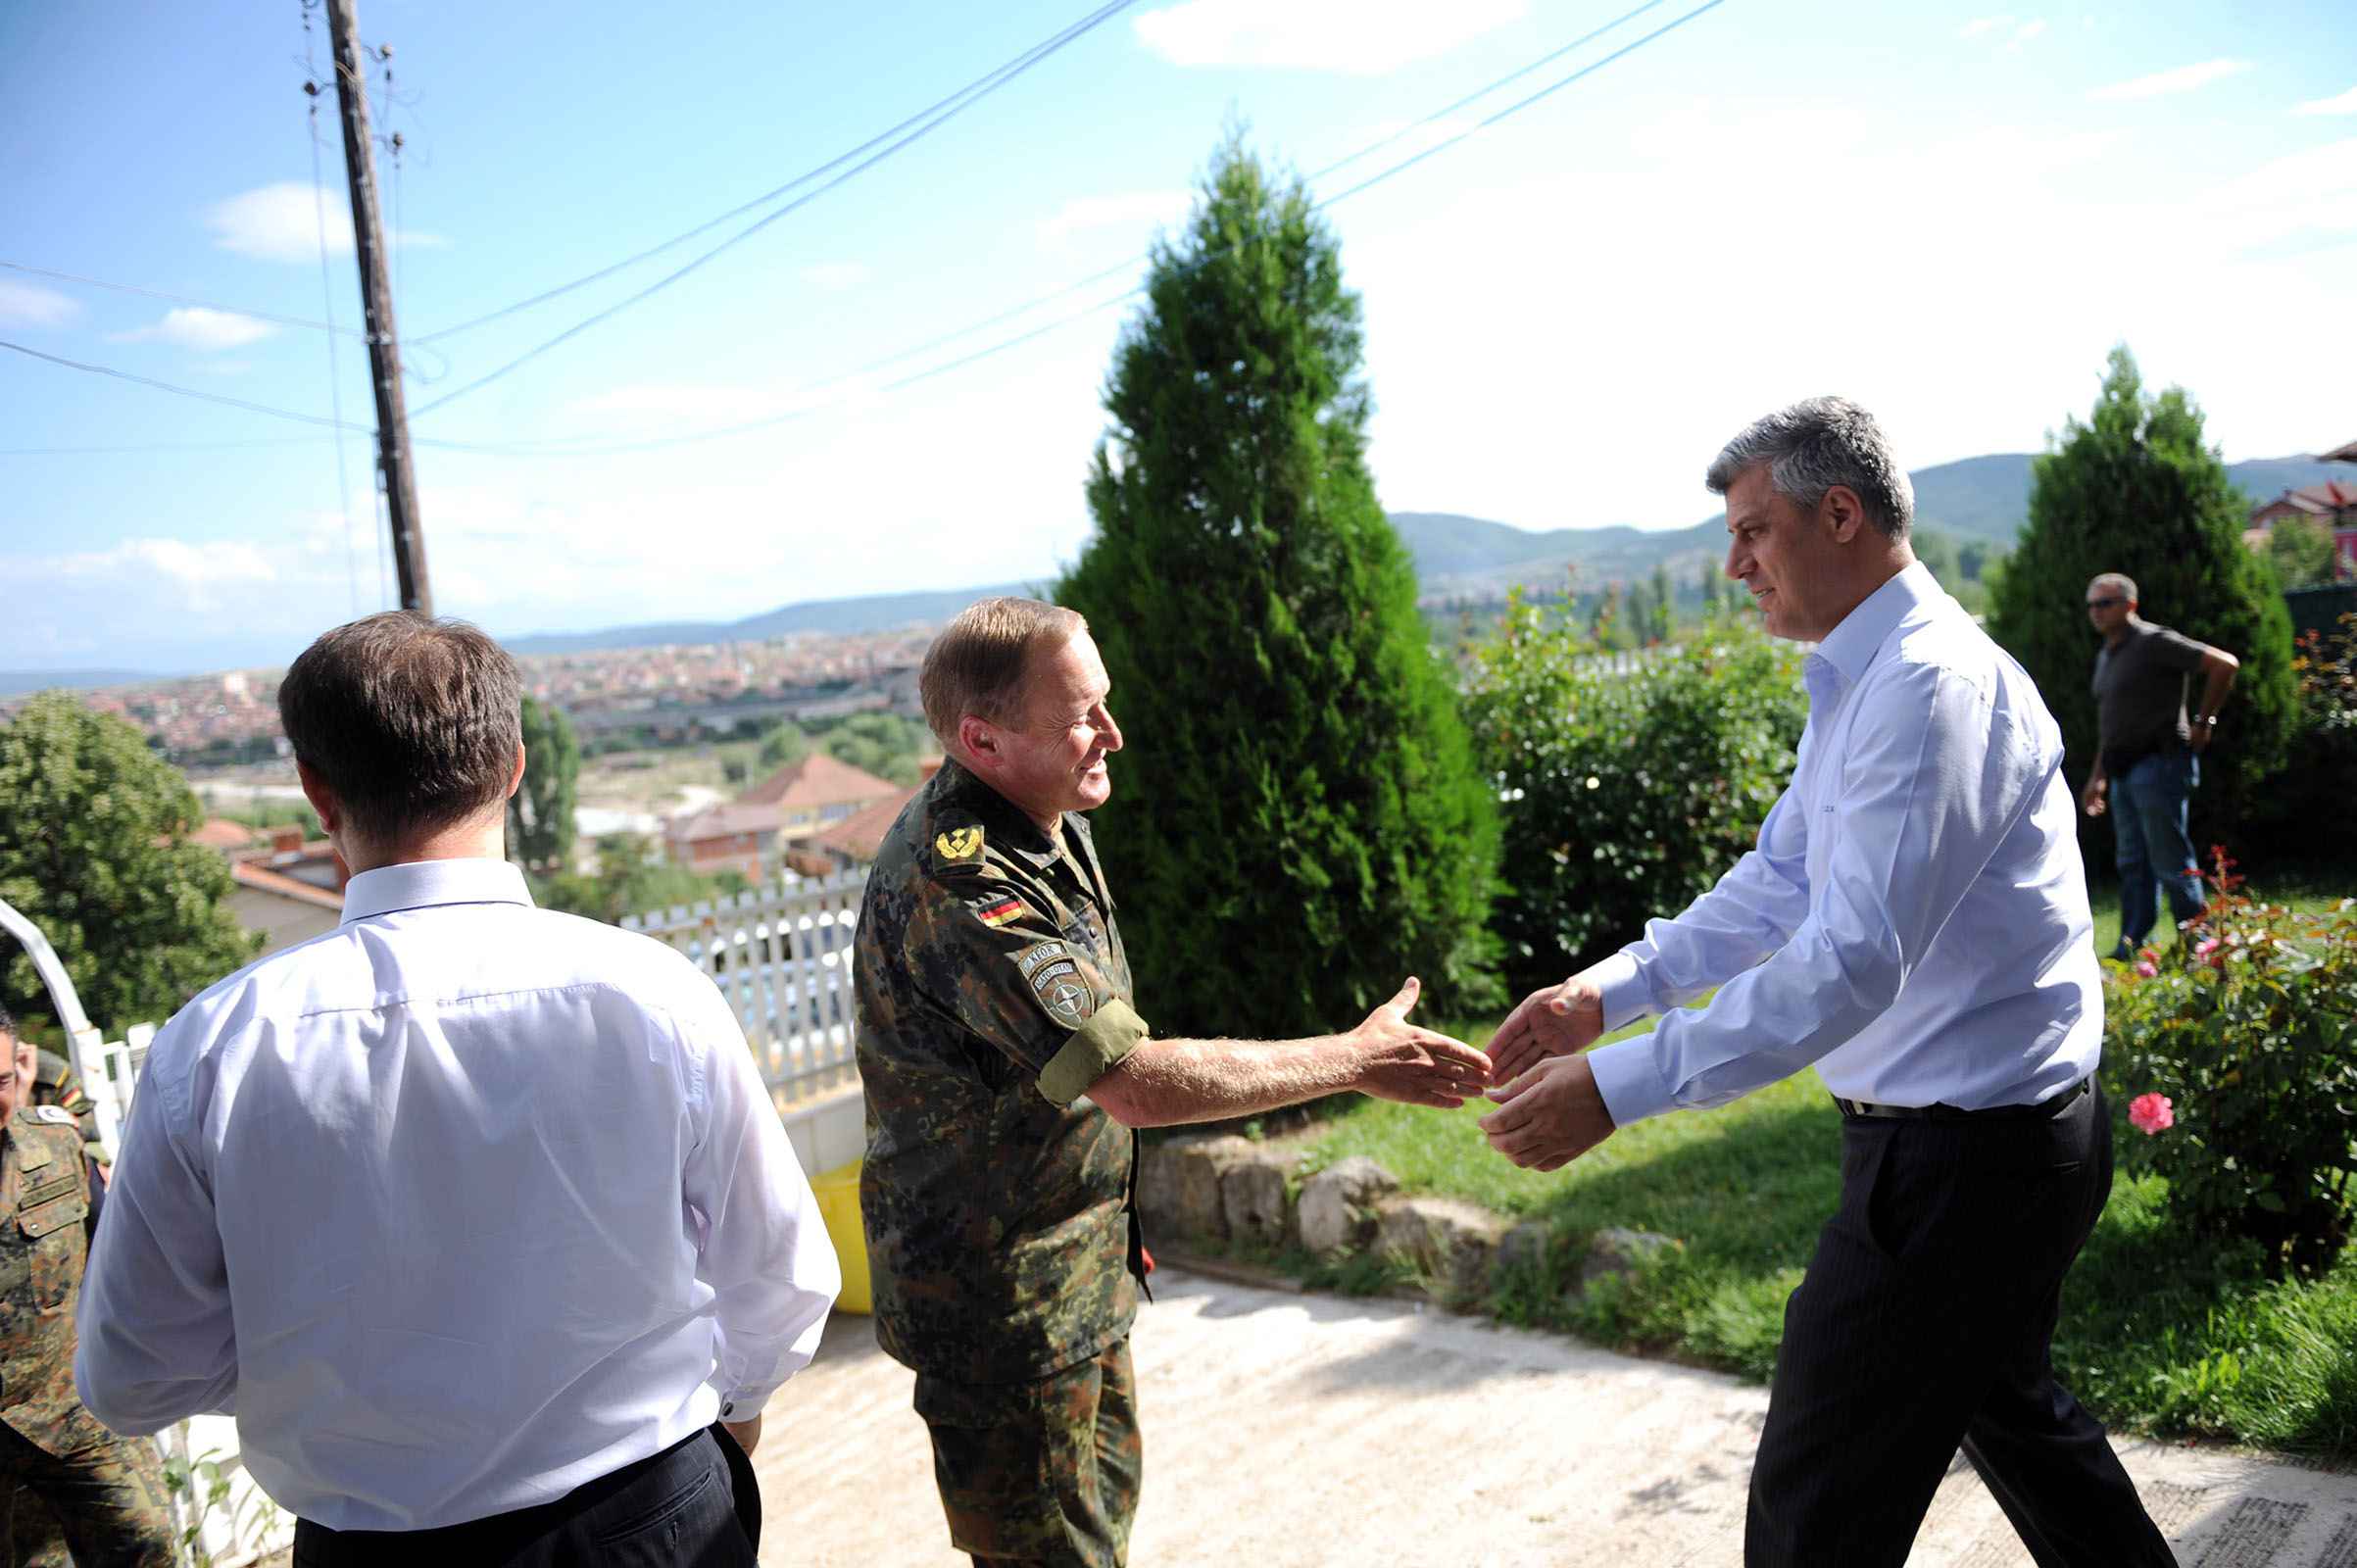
[1286,993,2357,1460]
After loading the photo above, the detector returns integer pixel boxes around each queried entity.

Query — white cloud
[0,279,80,329]
[205,182,445,263]
[2293,85,2357,117]
[799,262,871,292]
[1037,191,1192,248]
[1134,0,1528,75]
[2009,19,2047,47]
[106,307,280,351]
[2088,59,2252,103]
[1956,17,2011,39]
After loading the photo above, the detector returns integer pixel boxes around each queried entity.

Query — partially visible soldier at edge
[16,1045,115,1566]
[855,596,1492,1568]
[0,1000,175,1567]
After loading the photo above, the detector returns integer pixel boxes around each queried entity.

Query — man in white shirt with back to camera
[75,612,838,1566]
[1480,398,2177,1567]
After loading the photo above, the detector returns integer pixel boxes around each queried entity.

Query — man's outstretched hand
[1480,1054,1616,1171]
[1486,973,1606,1087]
[1351,977,1491,1109]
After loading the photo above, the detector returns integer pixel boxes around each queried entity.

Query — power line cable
[407,0,1140,347]
[404,0,1139,419]
[0,339,506,454]
[469,0,1727,459]
[0,260,368,340]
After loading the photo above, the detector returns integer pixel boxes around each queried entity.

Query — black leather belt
[1833,1076,2090,1122]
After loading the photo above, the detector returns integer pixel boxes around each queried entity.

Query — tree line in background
[3,137,2347,1057]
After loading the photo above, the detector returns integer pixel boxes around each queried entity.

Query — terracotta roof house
[188,818,258,852]
[666,800,785,882]
[667,754,909,881]
[2247,479,2357,578]
[226,859,345,956]
[812,787,919,870]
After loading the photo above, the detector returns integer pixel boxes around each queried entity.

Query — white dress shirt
[75,858,839,1532]
[1586,564,2103,1125]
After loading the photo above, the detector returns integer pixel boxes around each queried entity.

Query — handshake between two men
[1346,970,1621,1176]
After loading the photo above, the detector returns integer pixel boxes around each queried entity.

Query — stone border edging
[1137,1132,1676,1312]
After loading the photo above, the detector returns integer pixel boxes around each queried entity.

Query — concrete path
[754,1267,2357,1567]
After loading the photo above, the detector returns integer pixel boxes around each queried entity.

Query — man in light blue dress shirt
[76,612,839,1565]
[1481,399,2175,1567]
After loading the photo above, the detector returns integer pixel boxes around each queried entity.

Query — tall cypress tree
[1988,346,2294,861]
[1056,134,1500,1039]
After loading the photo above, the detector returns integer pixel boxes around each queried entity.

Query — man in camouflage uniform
[14,1047,109,1568]
[0,1003,174,1567]
[857,598,1490,1567]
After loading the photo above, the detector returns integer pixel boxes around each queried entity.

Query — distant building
[2247,478,2357,577]
[667,753,906,881]
[192,824,349,956]
[812,787,919,871]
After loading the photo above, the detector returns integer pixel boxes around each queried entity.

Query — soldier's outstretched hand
[1349,977,1491,1109]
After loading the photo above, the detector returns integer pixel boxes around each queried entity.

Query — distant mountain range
[1396,454,2350,602]
[8,454,2344,686]
[501,582,1046,656]
[0,668,160,698]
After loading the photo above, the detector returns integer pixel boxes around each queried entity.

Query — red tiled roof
[738,752,902,809]
[230,859,345,911]
[189,818,257,850]
[671,802,782,843]
[813,787,918,862]
[2319,438,2357,464]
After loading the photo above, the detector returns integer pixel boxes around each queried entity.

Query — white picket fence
[621,867,871,1122]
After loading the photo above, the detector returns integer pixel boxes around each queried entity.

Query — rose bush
[2100,858,2357,1276]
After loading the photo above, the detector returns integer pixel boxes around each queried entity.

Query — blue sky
[3,0,2350,674]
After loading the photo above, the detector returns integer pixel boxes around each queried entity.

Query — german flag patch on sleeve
[973,893,1024,929]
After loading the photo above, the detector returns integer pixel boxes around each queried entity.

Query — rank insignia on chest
[973,895,1023,929]
[934,826,985,864]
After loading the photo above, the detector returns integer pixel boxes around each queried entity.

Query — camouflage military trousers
[0,1419,175,1568]
[913,1338,1141,1568]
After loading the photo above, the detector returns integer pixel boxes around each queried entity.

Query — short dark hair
[0,999,14,1044]
[277,612,523,847]
[1705,395,1915,541]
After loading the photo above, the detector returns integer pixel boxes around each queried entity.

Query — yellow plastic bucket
[810,1159,871,1314]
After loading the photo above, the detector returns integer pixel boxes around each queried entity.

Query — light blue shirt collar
[1810,560,1943,691]
[340,858,535,924]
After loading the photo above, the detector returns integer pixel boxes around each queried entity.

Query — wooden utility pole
[323,0,430,615]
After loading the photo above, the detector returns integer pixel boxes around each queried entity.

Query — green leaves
[0,692,259,1036]
[1465,596,1808,993]
[1058,133,1500,1038]
[508,696,580,873]
[1986,345,2299,859]
[2101,869,2357,1276]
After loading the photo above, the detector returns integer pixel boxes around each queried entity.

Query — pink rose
[2135,957,2158,979]
[2129,1092,2175,1135]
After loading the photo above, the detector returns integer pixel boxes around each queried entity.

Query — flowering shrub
[2100,858,2357,1276]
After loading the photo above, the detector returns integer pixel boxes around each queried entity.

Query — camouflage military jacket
[33,1050,105,1167]
[0,1109,109,1456]
[856,759,1152,1384]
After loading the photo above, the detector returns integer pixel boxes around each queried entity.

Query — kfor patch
[1014,940,1097,1029]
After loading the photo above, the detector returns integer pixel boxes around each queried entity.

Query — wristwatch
[2191,715,2216,729]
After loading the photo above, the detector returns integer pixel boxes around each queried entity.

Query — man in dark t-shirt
[2080,573,2240,960]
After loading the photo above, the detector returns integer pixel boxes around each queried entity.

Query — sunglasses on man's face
[2086,597,2125,610]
